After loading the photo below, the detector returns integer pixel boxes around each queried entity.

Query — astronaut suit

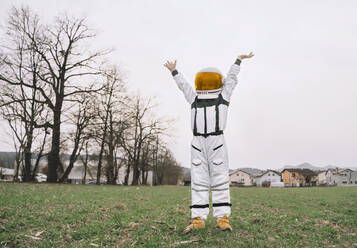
[171,58,241,220]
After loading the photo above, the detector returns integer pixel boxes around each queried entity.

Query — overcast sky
[1,0,356,170]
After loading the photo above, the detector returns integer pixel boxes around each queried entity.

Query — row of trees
[0,6,181,185]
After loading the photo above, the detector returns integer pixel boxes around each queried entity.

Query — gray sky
[1,0,356,170]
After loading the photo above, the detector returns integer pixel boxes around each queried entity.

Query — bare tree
[7,113,26,182]
[0,7,109,182]
[78,140,98,184]
[59,95,95,182]
[155,146,181,185]
[1,6,181,186]
[0,6,49,182]
[119,95,169,185]
[30,128,49,180]
[139,139,153,185]
[104,115,128,185]
[89,67,126,184]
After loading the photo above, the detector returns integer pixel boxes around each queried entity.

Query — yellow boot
[216,216,232,231]
[183,217,205,234]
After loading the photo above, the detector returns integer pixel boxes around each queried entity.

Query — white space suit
[172,59,241,220]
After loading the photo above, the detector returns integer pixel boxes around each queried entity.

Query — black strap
[171,70,178,76]
[193,96,198,135]
[190,204,209,209]
[219,93,229,106]
[191,95,229,109]
[193,130,223,137]
[213,144,223,151]
[192,94,228,137]
[212,202,232,207]
[215,102,219,133]
[191,145,201,152]
[204,106,207,135]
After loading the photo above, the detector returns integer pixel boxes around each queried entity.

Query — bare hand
[164,60,177,72]
[238,52,254,60]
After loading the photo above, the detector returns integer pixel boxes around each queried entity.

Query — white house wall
[325,169,357,186]
[230,171,254,186]
[255,171,281,186]
[317,172,328,185]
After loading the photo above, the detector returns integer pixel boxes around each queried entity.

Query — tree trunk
[23,121,34,182]
[13,156,20,182]
[82,142,89,184]
[59,124,83,183]
[132,163,140,185]
[106,115,115,185]
[143,170,148,185]
[131,140,142,185]
[106,150,115,184]
[97,114,109,185]
[59,146,79,183]
[23,140,33,182]
[113,154,119,183]
[47,106,62,182]
[141,169,145,185]
[31,130,48,181]
[124,162,131,185]
[130,169,138,184]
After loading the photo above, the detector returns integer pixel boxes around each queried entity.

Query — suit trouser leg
[209,135,231,218]
[190,136,210,220]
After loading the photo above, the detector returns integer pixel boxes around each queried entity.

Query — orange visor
[195,72,223,91]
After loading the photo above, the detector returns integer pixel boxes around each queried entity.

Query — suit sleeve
[171,69,196,104]
[221,59,241,102]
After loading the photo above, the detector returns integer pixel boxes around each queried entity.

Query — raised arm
[164,60,196,104]
[222,52,254,101]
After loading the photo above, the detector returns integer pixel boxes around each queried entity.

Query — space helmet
[195,67,223,94]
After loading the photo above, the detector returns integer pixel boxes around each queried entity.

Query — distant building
[282,168,317,187]
[229,169,251,186]
[183,168,191,186]
[352,171,357,185]
[254,170,281,186]
[2,157,154,185]
[66,163,153,185]
[317,170,329,185]
[0,167,14,181]
[177,169,191,186]
[318,168,357,186]
[229,168,261,186]
[117,166,153,186]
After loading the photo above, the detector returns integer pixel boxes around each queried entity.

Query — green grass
[0,183,356,247]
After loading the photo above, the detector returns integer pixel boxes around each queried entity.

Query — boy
[164,52,254,233]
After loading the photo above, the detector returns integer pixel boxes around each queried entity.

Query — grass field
[0,183,356,248]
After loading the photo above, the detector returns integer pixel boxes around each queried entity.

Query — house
[229,168,262,186]
[319,168,357,186]
[254,170,282,187]
[65,162,153,185]
[117,166,153,186]
[67,165,94,184]
[351,171,357,185]
[317,170,329,185]
[0,167,14,181]
[2,154,155,185]
[281,168,317,187]
[177,170,191,186]
[177,167,191,186]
